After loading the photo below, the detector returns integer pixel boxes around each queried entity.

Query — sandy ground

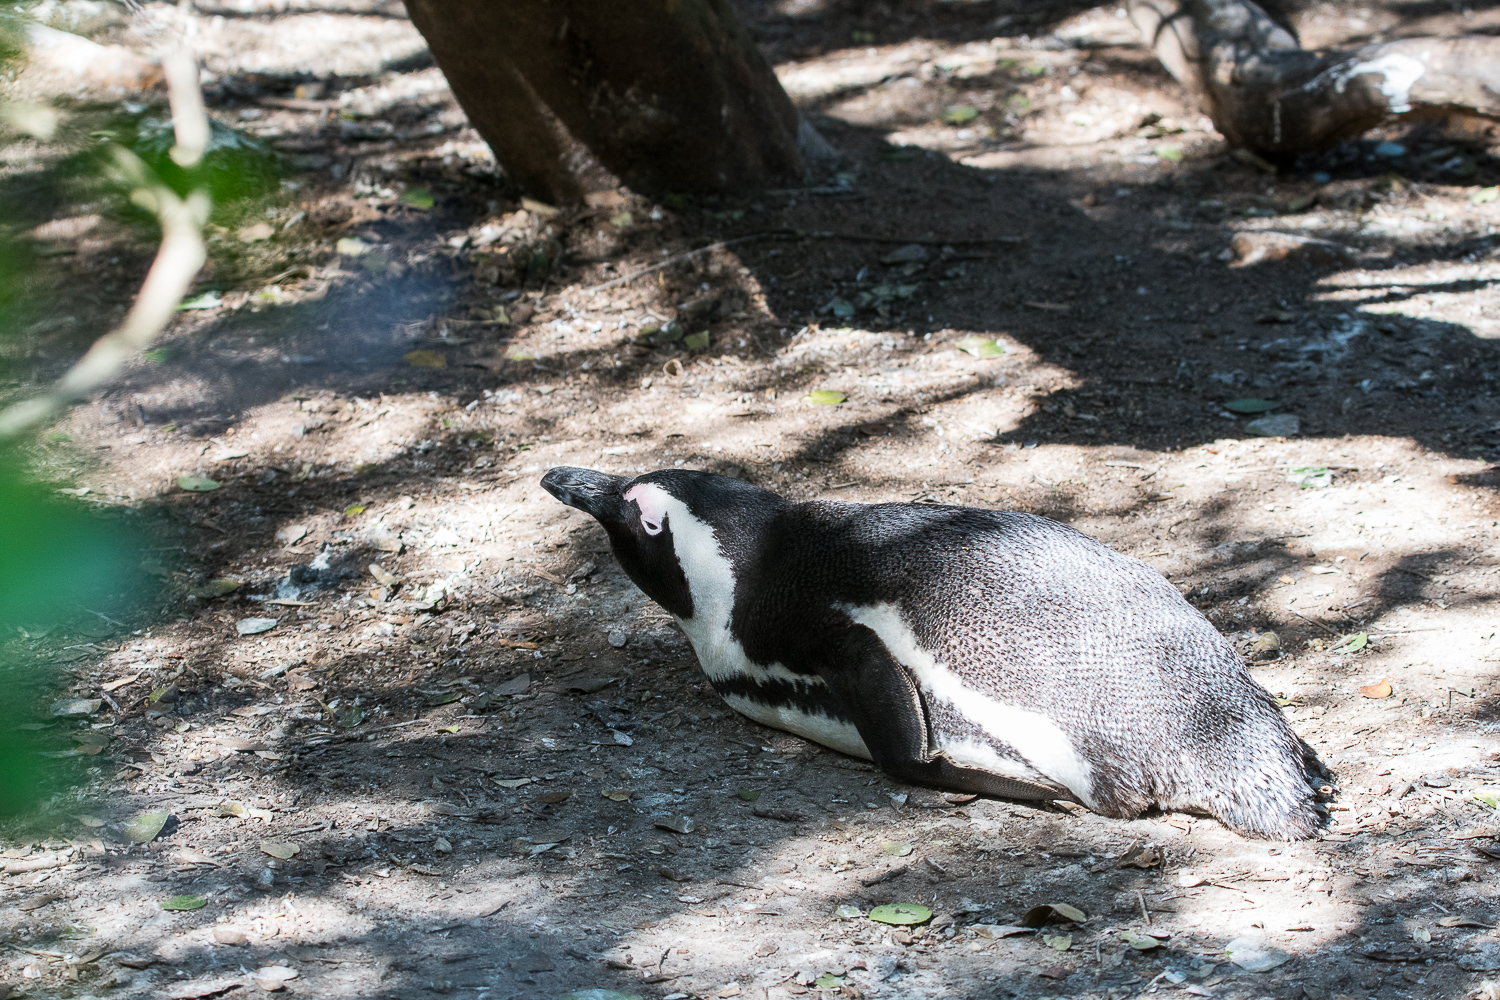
[3,2,1500,1000]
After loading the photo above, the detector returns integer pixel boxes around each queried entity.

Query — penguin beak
[540,467,630,523]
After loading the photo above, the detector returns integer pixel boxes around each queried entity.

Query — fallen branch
[0,48,210,442]
[1129,0,1500,158]
[579,229,1023,295]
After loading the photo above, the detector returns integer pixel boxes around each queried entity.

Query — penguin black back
[542,466,1325,839]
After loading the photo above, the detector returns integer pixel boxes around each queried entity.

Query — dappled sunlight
[4,0,1500,998]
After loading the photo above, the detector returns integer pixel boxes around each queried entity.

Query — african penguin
[541,466,1325,839]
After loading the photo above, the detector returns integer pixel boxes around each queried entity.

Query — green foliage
[0,0,38,70]
[102,112,280,209]
[0,460,148,816]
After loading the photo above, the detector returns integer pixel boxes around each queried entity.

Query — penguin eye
[640,515,663,536]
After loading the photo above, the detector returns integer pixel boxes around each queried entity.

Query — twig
[1289,607,1341,637]
[0,48,210,442]
[1136,888,1151,925]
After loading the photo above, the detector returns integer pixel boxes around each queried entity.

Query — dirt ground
[3,1,1500,999]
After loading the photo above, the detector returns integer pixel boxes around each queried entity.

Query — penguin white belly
[677,614,873,761]
[840,602,1098,808]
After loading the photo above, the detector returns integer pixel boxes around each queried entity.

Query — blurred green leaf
[162,895,207,911]
[806,390,846,405]
[398,187,434,210]
[0,465,146,815]
[177,291,222,311]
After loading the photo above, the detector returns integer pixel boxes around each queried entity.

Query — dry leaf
[1360,678,1393,699]
[1020,902,1088,927]
[259,841,300,860]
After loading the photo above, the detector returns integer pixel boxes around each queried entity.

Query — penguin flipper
[821,626,1067,803]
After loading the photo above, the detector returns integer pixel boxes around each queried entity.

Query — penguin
[541,466,1325,839]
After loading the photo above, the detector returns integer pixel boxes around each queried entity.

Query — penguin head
[541,466,784,620]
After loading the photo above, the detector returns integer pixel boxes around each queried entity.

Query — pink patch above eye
[623,484,668,534]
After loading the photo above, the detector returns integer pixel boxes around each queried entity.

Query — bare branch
[1129,0,1500,157]
[0,47,210,443]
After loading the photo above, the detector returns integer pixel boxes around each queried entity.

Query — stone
[1245,413,1300,437]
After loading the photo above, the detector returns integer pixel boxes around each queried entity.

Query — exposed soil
[3,2,1500,1000]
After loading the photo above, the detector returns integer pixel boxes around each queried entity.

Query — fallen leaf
[493,778,532,789]
[954,335,1005,358]
[399,187,434,210]
[117,809,171,844]
[335,237,370,256]
[835,904,863,919]
[806,390,847,405]
[1413,926,1431,943]
[368,564,400,586]
[736,788,761,801]
[868,903,933,926]
[250,966,298,992]
[162,895,208,911]
[177,475,221,492]
[100,673,140,692]
[683,331,710,351]
[259,841,300,860]
[880,840,914,857]
[50,698,101,718]
[17,893,61,910]
[654,815,695,834]
[236,617,278,635]
[566,675,616,694]
[1438,915,1495,928]
[276,525,307,545]
[1021,902,1088,927]
[165,978,242,999]
[971,924,1034,939]
[1042,934,1073,951]
[1333,632,1370,655]
[189,578,241,598]
[1117,842,1161,868]
[1359,677,1392,699]
[177,291,223,311]
[1119,930,1162,950]
[1154,144,1183,162]
[1224,934,1291,972]
[404,350,446,368]
[942,105,979,125]
[1224,398,1279,414]
[601,788,633,802]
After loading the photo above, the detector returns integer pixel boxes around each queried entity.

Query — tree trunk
[402,0,811,204]
[1129,0,1500,159]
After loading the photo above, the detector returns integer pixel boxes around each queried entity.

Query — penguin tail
[1201,734,1328,840]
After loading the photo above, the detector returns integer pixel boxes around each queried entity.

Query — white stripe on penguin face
[838,601,1097,808]
[625,481,831,691]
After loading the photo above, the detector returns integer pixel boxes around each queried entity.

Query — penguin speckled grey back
[542,465,1326,839]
